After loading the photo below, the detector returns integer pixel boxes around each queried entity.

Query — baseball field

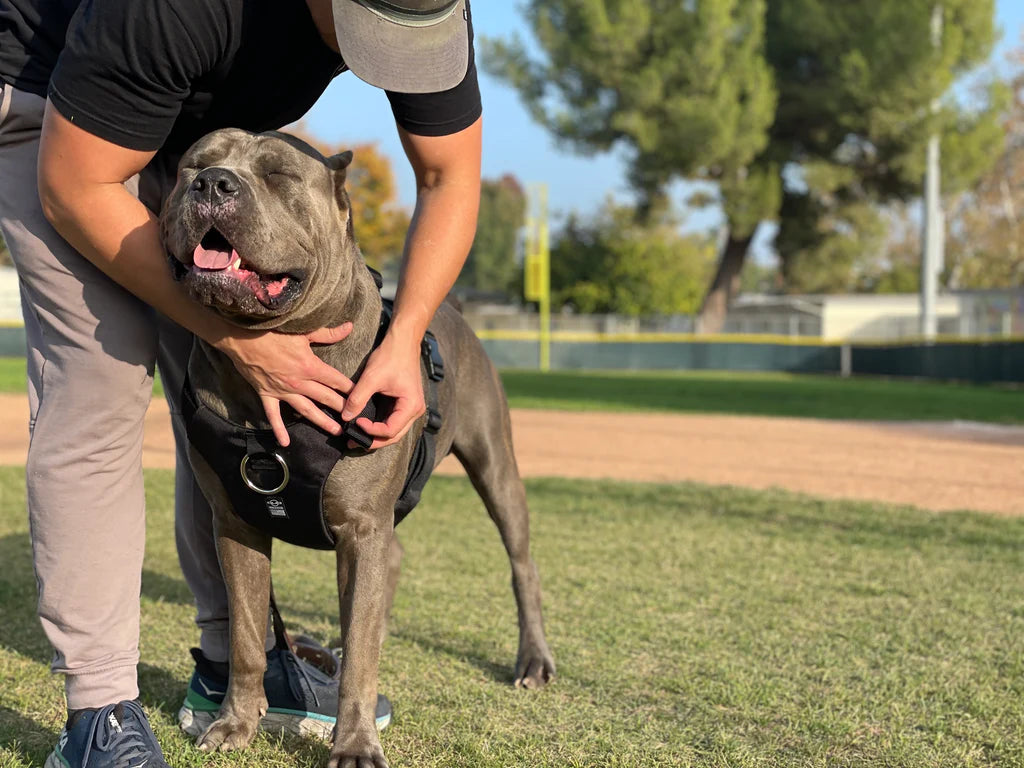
[1,362,1023,766]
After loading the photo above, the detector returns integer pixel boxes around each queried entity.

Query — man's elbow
[37,169,68,228]
[36,166,82,235]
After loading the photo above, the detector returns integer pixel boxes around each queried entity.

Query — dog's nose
[191,168,241,206]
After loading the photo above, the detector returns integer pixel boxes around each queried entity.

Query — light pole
[920,2,944,339]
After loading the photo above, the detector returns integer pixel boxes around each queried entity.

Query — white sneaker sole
[177,703,391,742]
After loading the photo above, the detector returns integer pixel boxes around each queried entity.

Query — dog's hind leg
[451,368,556,690]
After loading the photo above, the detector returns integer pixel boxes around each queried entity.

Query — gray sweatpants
[0,83,248,709]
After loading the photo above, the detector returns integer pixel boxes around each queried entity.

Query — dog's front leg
[197,513,272,753]
[330,513,391,768]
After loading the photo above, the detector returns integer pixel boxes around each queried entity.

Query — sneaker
[177,647,392,741]
[46,700,169,768]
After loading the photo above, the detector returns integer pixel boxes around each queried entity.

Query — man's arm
[340,115,482,447]
[37,104,354,444]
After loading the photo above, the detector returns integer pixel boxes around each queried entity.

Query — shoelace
[78,701,154,768]
[283,649,323,709]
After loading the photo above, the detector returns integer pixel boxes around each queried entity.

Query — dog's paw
[328,727,389,768]
[196,713,260,753]
[514,642,556,690]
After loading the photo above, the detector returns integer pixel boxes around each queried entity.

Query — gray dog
[161,128,555,767]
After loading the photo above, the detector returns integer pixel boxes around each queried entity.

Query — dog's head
[162,128,360,331]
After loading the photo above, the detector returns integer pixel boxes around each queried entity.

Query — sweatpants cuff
[199,626,276,663]
[63,663,139,711]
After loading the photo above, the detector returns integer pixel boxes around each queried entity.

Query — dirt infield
[0,392,1021,515]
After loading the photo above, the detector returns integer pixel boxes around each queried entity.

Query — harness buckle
[422,334,445,382]
[425,407,442,434]
[343,423,374,451]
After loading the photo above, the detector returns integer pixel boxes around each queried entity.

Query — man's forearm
[389,178,480,349]
[39,179,233,346]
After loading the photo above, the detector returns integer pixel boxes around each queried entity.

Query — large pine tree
[485,0,1003,328]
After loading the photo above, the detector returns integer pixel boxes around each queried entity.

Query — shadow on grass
[526,478,1024,554]
[392,629,513,686]
[0,706,58,766]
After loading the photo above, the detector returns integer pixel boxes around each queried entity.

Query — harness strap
[422,332,443,435]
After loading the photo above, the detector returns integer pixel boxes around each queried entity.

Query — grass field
[499,369,1024,423]
[2,467,1024,767]
[1,356,1022,424]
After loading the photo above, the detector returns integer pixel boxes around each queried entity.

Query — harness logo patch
[266,496,288,518]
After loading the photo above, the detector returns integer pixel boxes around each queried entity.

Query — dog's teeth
[232,256,241,270]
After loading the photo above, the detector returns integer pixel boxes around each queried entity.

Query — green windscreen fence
[479,335,1024,383]
[3,324,1022,383]
[850,341,1024,384]
[0,326,23,356]
[480,338,841,374]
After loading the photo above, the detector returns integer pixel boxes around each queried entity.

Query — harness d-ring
[240,452,290,495]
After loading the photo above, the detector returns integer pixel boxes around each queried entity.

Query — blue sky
[302,1,1024,237]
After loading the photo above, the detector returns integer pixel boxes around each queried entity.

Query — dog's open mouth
[191,228,299,308]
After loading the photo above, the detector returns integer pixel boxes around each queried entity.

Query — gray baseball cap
[332,0,470,94]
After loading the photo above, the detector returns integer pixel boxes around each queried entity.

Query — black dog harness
[182,275,445,551]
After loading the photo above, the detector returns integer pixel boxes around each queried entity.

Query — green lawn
[0,357,26,395]
[2,468,1024,767]
[1,356,1022,423]
[499,369,1024,423]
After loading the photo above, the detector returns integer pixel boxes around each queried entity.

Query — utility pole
[920,3,944,340]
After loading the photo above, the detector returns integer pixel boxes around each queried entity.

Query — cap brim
[332,0,470,94]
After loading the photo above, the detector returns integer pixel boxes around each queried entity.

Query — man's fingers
[309,356,354,394]
[300,381,347,416]
[352,417,392,438]
[306,323,353,346]
[355,400,423,437]
[260,396,290,447]
[354,401,423,449]
[283,394,342,435]
[340,379,375,422]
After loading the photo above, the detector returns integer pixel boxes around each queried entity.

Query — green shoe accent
[184,687,221,712]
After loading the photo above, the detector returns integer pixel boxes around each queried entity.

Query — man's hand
[331,117,480,451]
[341,333,426,450]
[219,324,355,446]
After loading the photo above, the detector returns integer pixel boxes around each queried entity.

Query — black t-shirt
[0,0,481,155]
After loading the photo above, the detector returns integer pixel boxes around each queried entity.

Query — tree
[858,45,1024,294]
[483,0,777,323]
[942,46,1024,288]
[550,200,715,317]
[767,0,1004,299]
[0,233,9,267]
[459,175,526,298]
[739,259,780,295]
[485,1,1003,328]
[286,127,410,272]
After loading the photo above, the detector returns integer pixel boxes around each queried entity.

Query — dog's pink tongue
[192,244,234,270]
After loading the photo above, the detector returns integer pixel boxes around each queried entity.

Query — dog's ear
[326,150,354,182]
[327,151,354,218]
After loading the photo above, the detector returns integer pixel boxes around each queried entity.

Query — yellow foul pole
[524,184,551,371]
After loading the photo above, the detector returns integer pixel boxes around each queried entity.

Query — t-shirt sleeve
[384,6,482,137]
[48,0,222,151]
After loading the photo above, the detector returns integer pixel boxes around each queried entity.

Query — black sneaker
[46,700,169,768]
[177,647,392,740]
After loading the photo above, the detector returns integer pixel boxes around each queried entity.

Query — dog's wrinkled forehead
[180,128,330,175]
